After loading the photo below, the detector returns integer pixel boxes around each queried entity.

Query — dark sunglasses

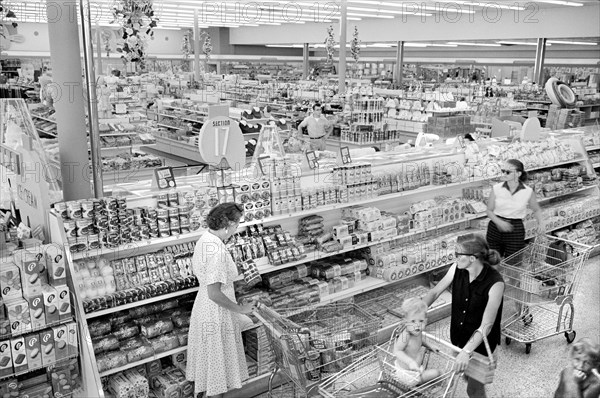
[455,252,474,258]
[501,169,516,175]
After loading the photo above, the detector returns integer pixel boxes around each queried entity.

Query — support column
[303,43,310,79]
[96,26,102,75]
[338,0,347,95]
[47,0,92,199]
[394,41,405,87]
[533,38,547,85]
[194,9,201,80]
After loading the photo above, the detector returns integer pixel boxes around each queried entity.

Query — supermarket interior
[1,0,600,397]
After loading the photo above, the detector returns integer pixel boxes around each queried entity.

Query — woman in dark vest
[423,234,504,398]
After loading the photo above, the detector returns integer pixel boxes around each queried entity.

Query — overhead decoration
[325,25,336,65]
[181,29,192,71]
[0,0,18,34]
[202,32,213,63]
[112,0,158,70]
[101,29,112,57]
[350,26,360,64]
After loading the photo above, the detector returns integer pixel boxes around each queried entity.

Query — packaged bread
[92,334,120,355]
[113,322,139,341]
[88,319,112,338]
[140,318,174,339]
[96,350,128,373]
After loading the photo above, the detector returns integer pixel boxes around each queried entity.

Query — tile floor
[429,255,600,398]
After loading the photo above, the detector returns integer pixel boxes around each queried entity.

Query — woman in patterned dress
[186,203,256,398]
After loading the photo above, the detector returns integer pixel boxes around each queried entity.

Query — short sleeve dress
[186,231,249,396]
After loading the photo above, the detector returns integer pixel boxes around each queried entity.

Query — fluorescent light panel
[447,42,501,47]
[548,40,597,45]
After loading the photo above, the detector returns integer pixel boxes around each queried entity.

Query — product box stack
[103,359,194,398]
[546,105,584,130]
[426,114,474,139]
[373,164,431,195]
[0,358,80,398]
[76,242,198,314]
[235,178,273,221]
[332,164,378,204]
[90,297,193,374]
[0,245,80,396]
[244,326,276,377]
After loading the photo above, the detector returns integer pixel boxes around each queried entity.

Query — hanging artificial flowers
[350,26,360,64]
[181,30,192,71]
[202,32,213,63]
[325,25,336,65]
[0,0,18,38]
[101,30,112,57]
[112,0,158,70]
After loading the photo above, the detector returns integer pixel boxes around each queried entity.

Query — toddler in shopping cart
[554,338,600,398]
[392,297,442,387]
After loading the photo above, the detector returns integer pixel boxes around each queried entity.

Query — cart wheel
[525,344,532,354]
[565,331,576,344]
[505,337,512,345]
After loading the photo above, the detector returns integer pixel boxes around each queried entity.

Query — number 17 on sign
[215,127,230,156]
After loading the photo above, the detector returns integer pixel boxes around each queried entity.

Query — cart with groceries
[498,235,592,354]
[252,302,381,397]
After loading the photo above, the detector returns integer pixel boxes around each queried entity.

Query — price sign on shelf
[153,167,176,190]
[306,151,318,170]
[198,116,245,168]
[340,146,351,164]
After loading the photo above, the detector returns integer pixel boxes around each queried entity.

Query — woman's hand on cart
[239,300,259,314]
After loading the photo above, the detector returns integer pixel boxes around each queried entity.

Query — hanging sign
[198,116,245,168]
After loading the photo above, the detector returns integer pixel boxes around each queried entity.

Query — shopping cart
[319,327,497,398]
[252,303,381,397]
[498,235,592,354]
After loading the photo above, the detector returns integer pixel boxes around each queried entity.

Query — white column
[96,26,102,75]
[46,0,92,199]
[303,43,310,79]
[394,41,405,86]
[194,9,201,81]
[533,38,547,85]
[338,0,347,95]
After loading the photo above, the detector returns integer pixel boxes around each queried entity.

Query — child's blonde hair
[571,338,600,369]
[401,297,428,318]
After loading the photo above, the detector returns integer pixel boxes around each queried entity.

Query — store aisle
[428,256,600,398]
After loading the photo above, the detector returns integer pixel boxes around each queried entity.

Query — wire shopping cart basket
[252,303,382,397]
[319,328,497,398]
[498,235,593,354]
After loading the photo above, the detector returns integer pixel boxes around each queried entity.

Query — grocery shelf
[527,157,585,172]
[537,185,598,204]
[593,162,600,168]
[0,354,79,381]
[98,346,187,378]
[525,210,600,240]
[0,318,75,341]
[85,286,200,319]
[156,123,184,130]
[256,213,485,275]
[586,145,600,152]
[100,132,139,137]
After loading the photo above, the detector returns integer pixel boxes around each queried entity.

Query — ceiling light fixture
[533,1,583,5]
[548,40,597,45]
[447,42,502,47]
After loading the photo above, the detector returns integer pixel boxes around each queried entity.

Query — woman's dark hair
[206,203,243,230]
[457,233,501,267]
[506,159,528,183]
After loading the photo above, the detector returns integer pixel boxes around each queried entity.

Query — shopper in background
[298,103,335,151]
[486,159,544,262]
[554,338,600,398]
[186,203,256,398]
[423,234,504,398]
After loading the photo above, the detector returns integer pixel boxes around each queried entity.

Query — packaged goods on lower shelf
[553,220,599,246]
[89,297,194,374]
[0,357,80,398]
[373,164,431,195]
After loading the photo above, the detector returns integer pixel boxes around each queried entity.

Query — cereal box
[10,336,27,373]
[5,299,32,335]
[44,244,66,286]
[65,322,78,357]
[0,340,13,377]
[23,293,46,329]
[13,250,42,296]
[40,328,55,366]
[24,333,42,370]
[55,285,71,321]
[52,325,69,361]
[49,367,72,398]
[41,285,59,325]
[0,264,22,301]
